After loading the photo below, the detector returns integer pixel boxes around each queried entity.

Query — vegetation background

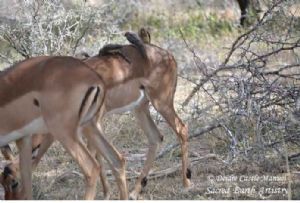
[0,0,299,200]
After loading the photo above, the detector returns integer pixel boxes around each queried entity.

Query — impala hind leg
[150,97,191,189]
[96,155,110,199]
[129,102,163,200]
[85,130,110,199]
[45,119,99,199]
[83,121,128,200]
[51,129,100,200]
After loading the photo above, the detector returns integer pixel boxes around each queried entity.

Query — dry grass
[1,76,298,200]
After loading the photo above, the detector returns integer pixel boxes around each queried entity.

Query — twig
[72,14,93,55]
[282,134,292,200]
[182,0,286,107]
[156,122,222,159]
[288,152,300,161]
[0,53,13,65]
[127,154,219,180]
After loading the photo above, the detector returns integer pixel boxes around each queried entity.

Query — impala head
[0,163,22,200]
[0,143,41,199]
[0,145,21,199]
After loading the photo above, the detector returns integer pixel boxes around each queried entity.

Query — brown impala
[0,29,192,200]
[0,55,132,200]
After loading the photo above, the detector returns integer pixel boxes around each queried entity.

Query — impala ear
[138,27,151,44]
[1,145,15,161]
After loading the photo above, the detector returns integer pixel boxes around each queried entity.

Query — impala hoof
[184,179,194,189]
[183,182,194,195]
[103,193,110,200]
[129,191,139,200]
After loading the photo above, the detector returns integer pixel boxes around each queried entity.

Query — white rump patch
[106,89,145,115]
[0,117,48,147]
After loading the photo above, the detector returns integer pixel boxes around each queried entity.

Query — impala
[0,29,192,200]
[0,56,128,200]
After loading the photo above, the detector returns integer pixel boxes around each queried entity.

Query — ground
[1,78,298,200]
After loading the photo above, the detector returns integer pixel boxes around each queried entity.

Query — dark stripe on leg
[91,87,100,106]
[186,168,192,179]
[32,144,41,153]
[79,86,95,116]
[141,177,148,188]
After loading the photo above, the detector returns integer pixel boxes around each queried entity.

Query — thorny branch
[178,0,300,166]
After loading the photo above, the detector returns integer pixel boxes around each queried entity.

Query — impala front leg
[17,135,32,199]
[51,129,100,200]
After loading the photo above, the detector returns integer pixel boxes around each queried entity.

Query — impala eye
[3,166,12,179]
[11,180,19,189]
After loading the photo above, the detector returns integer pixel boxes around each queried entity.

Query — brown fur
[83,42,190,200]
[0,56,132,200]
[84,36,191,199]
[0,56,51,107]
[99,44,131,63]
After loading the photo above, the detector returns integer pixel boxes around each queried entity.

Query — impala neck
[85,55,146,89]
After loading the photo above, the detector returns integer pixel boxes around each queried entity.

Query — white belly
[0,117,48,147]
[106,89,145,116]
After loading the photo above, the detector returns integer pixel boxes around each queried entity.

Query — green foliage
[126,9,235,42]
[146,15,165,28]
[179,12,234,40]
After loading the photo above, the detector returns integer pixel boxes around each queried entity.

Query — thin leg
[44,119,99,199]
[83,121,128,199]
[129,102,163,200]
[85,129,110,199]
[237,0,249,26]
[31,134,54,169]
[150,96,191,188]
[96,155,110,199]
[53,130,99,200]
[18,136,32,199]
[38,83,104,200]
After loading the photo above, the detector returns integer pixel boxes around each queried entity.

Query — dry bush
[0,0,137,66]
[181,0,300,171]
